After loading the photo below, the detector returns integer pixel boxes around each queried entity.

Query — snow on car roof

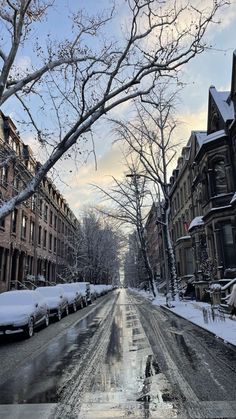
[0,290,36,305]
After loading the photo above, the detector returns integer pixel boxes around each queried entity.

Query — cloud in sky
[4,0,236,218]
[55,142,125,215]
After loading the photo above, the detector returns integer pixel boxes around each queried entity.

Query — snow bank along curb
[160,303,236,348]
[129,288,236,348]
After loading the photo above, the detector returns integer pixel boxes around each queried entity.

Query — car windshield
[37,287,61,297]
[0,292,34,306]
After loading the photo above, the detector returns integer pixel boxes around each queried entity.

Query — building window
[50,210,53,226]
[177,193,180,210]
[43,230,47,248]
[44,205,48,222]
[0,217,5,229]
[213,160,227,195]
[30,220,35,242]
[54,237,57,253]
[31,195,36,211]
[13,171,20,192]
[49,234,52,251]
[39,199,43,216]
[58,218,61,233]
[1,166,8,187]
[222,223,236,267]
[21,213,27,239]
[54,214,57,230]
[183,181,187,201]
[11,209,18,234]
[180,188,183,207]
[38,225,42,245]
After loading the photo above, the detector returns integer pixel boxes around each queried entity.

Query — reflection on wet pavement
[0,302,110,404]
[79,290,179,418]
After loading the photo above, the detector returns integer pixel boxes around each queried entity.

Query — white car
[94,284,109,297]
[56,283,83,312]
[0,290,49,338]
[36,286,69,320]
[90,284,97,301]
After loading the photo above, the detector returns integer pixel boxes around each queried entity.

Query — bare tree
[112,83,182,299]
[59,210,122,284]
[124,230,147,289]
[0,0,227,219]
[94,164,157,297]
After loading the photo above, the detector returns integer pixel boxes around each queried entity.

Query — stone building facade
[0,112,79,293]
[169,51,236,300]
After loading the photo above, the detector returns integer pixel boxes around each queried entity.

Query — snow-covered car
[94,284,110,297]
[89,284,97,301]
[0,290,49,338]
[74,282,91,305]
[56,283,83,312]
[36,286,69,320]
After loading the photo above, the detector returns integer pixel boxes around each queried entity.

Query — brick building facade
[0,112,79,293]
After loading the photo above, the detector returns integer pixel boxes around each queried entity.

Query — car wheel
[57,308,62,321]
[45,313,49,327]
[65,305,69,316]
[73,302,77,312]
[24,317,34,338]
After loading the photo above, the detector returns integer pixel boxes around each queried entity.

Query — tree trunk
[139,227,156,298]
[163,201,179,301]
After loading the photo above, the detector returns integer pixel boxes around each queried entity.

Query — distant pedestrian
[228,284,236,319]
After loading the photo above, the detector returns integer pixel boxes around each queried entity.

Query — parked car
[90,284,97,301]
[36,286,69,320]
[56,283,83,312]
[74,282,91,306]
[94,284,110,297]
[0,290,49,338]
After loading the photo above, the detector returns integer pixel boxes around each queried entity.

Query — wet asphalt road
[0,289,235,418]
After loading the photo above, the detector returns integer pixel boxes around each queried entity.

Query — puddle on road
[0,304,109,405]
[79,290,180,418]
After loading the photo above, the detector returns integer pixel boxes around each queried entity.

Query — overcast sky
[3,0,236,218]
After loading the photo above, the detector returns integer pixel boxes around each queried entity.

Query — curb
[159,303,236,349]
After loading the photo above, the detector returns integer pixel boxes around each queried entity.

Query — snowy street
[0,289,236,418]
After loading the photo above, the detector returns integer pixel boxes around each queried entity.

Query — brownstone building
[0,112,79,293]
[168,132,207,290]
[167,51,236,301]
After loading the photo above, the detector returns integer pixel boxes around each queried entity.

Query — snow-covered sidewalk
[130,289,236,347]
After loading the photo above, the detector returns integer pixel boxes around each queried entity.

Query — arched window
[213,160,227,195]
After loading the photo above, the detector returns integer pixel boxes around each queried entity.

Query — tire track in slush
[130,293,236,418]
[51,292,119,419]
[129,294,199,402]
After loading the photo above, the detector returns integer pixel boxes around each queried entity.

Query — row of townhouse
[146,51,236,301]
[0,111,79,293]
